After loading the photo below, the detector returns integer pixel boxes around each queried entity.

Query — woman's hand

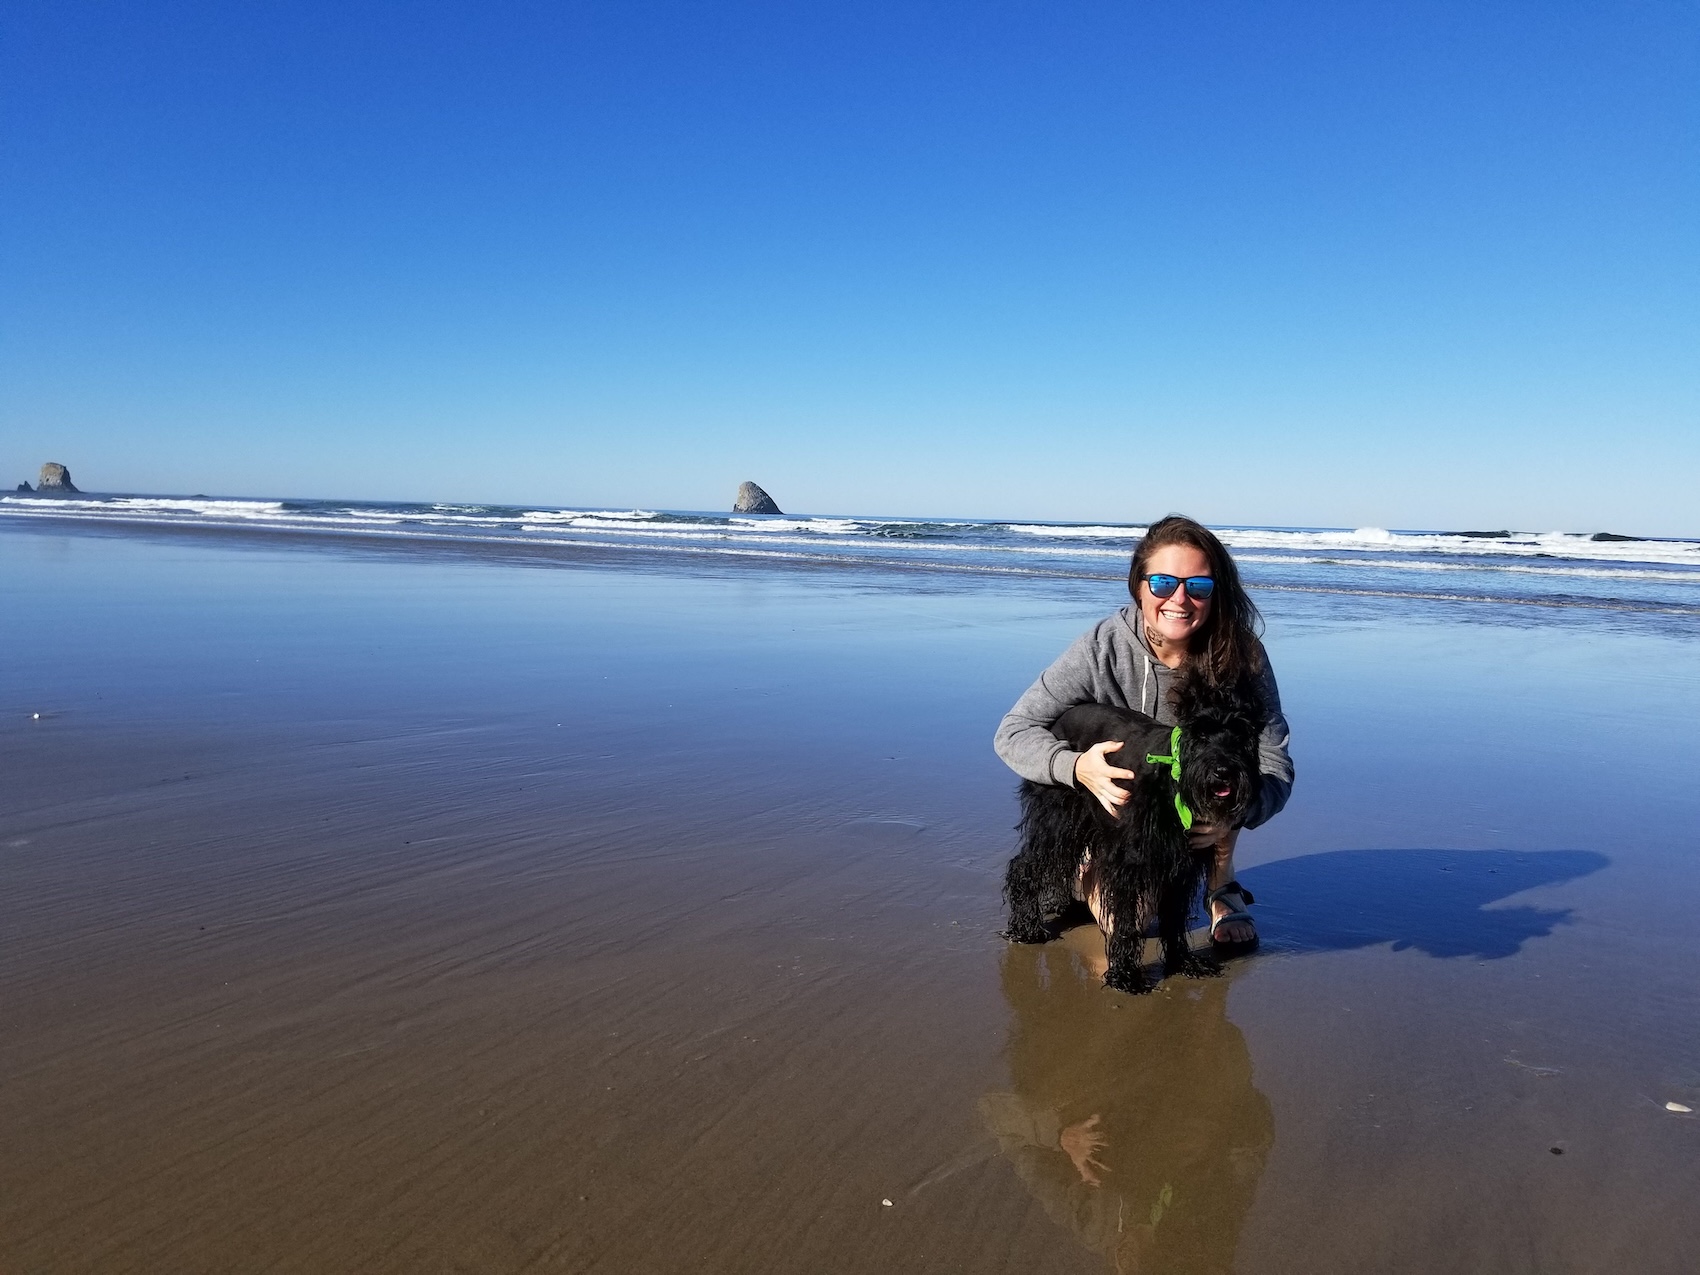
[1059,1114,1109,1186]
[1074,742,1135,816]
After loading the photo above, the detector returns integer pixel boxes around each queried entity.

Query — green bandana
[1145,726,1194,830]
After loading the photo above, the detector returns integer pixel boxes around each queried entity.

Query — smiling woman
[992,515,1295,950]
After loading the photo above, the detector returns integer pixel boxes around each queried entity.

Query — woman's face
[1137,542,1214,649]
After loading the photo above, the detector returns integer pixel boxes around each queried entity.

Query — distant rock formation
[733,481,782,515]
[1590,531,1638,542]
[37,463,79,493]
[15,482,31,492]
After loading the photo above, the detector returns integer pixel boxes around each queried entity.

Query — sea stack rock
[15,482,31,492]
[733,481,782,515]
[37,463,79,493]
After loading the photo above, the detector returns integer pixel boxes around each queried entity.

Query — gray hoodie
[992,606,1294,829]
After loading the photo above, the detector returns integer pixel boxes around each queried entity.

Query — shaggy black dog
[1003,678,1264,994]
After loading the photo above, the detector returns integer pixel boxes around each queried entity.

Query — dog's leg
[1161,919,1222,979]
[1098,868,1154,994]
[1101,918,1151,994]
[1159,875,1221,979]
[1001,848,1052,944]
[1005,782,1098,944]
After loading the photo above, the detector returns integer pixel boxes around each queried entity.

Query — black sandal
[1207,881,1259,956]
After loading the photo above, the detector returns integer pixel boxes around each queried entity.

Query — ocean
[4,492,1698,618]
[6,489,1700,1272]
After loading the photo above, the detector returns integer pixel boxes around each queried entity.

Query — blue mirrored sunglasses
[1143,573,1215,600]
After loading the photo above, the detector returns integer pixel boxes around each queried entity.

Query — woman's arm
[992,628,1102,786]
[1239,654,1294,829]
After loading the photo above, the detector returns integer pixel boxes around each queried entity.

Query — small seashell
[881,1198,893,1207]
[1666,1102,1692,1113]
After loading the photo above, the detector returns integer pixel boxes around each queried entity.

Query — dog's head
[1174,679,1264,831]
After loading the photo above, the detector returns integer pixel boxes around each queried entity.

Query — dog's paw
[1102,963,1153,995]
[1167,952,1224,980]
[1002,922,1052,945]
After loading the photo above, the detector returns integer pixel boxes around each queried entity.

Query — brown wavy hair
[1127,514,1264,688]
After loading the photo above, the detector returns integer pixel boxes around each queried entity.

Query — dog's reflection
[981,928,1272,1274]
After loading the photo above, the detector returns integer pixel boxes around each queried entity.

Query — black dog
[1002,678,1263,994]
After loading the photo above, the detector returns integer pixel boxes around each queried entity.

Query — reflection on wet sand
[982,927,1271,1274]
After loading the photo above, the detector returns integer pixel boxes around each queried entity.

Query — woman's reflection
[980,927,1273,1273]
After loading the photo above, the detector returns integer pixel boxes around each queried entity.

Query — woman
[993,514,1293,950]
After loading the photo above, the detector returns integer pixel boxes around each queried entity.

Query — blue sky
[2,1,1696,532]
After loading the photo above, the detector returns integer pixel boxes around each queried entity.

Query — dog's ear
[1176,671,1265,739]
[1173,672,1234,722]
[1219,702,1263,749]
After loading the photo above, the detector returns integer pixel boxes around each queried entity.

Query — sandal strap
[1207,880,1255,907]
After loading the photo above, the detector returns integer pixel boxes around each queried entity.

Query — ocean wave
[510,520,1131,556]
[519,508,660,522]
[105,497,288,516]
[526,515,725,532]
[996,520,1700,566]
[1003,523,1148,539]
[727,517,865,534]
[1235,554,1700,583]
[5,497,1698,595]
[1216,526,1700,565]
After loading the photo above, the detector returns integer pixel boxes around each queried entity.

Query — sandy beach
[4,518,1698,1273]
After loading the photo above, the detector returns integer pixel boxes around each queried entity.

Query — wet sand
[3,522,1698,1273]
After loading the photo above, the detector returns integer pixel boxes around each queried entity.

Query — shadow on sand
[1238,847,1609,960]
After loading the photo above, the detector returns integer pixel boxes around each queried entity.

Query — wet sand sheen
[3,523,1699,1272]
[5,723,1066,1272]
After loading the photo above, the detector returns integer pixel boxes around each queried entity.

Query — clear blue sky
[3,1,1696,533]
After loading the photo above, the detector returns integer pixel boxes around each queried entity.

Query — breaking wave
[4,493,1697,614]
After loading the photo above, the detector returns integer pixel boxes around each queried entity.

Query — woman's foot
[1207,881,1258,951]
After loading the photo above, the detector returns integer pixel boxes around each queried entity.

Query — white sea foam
[514,519,1129,556]
[527,516,732,534]
[1002,520,1700,567]
[520,508,659,522]
[1234,554,1700,583]
[517,514,878,539]
[727,517,865,535]
[106,497,288,516]
[1236,530,1698,566]
[1004,523,1148,539]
